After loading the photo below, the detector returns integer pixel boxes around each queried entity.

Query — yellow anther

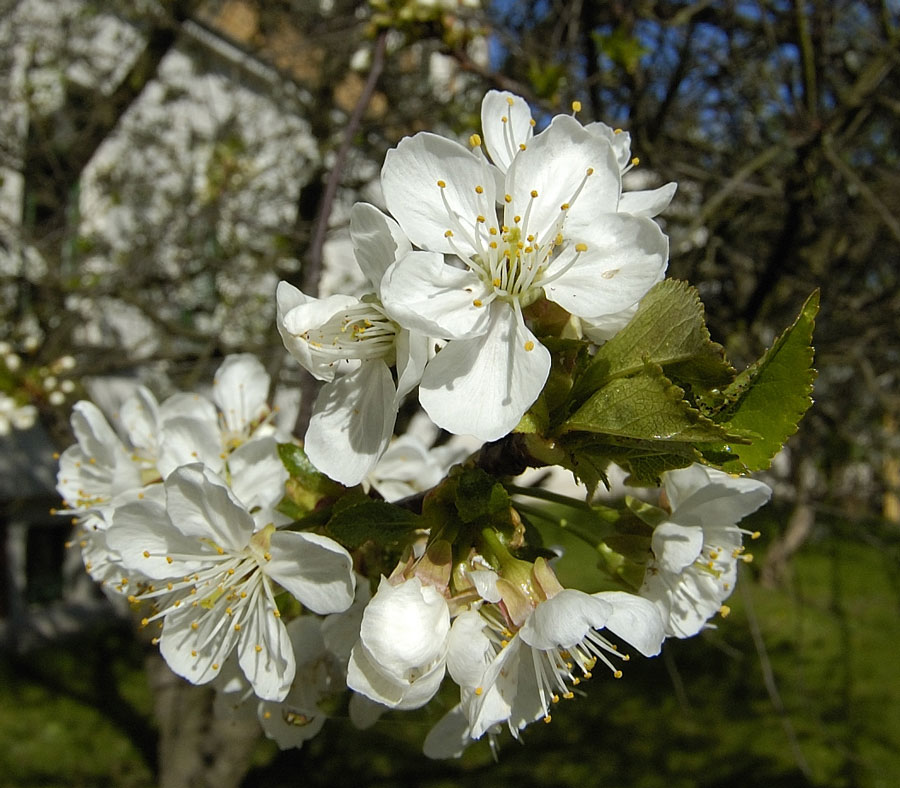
[543,715,552,723]
[191,621,199,630]
[151,637,160,645]
[571,100,582,112]
[263,711,271,720]
[573,677,581,686]
[575,243,588,252]
[140,617,149,627]
[255,644,263,653]
[216,546,224,555]
[506,96,515,105]
[492,278,501,287]
[563,691,575,700]
[263,552,271,561]
[631,157,640,166]
[529,118,536,126]
[614,128,623,134]
[560,202,570,211]
[552,694,560,704]
[227,567,235,575]
[504,194,512,203]
[212,663,219,670]
[524,341,535,352]
[501,116,508,123]
[477,215,486,223]
[225,607,233,616]
[273,609,281,618]
[469,133,482,147]
[474,686,483,696]
[143,550,150,558]
[127,595,137,604]
[583,671,593,679]
[555,233,564,245]
[475,184,484,194]
[444,230,453,238]
[586,167,594,175]
[166,556,173,564]
[530,189,538,198]
[519,143,527,150]
[167,582,173,590]
[489,241,498,248]
[614,670,623,679]
[501,639,509,648]
[514,215,521,223]
[437,179,446,188]
[234,623,241,631]
[751,531,761,540]
[473,299,483,307]
[720,605,731,618]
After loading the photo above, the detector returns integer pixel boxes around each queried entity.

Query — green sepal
[711,290,819,472]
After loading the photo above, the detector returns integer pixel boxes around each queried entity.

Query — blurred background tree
[0,0,898,786]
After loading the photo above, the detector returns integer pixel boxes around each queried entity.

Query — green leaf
[563,365,734,444]
[455,468,510,524]
[325,500,421,550]
[713,290,819,472]
[572,280,734,405]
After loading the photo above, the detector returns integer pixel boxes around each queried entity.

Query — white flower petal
[159,603,240,687]
[227,437,288,514]
[419,303,550,441]
[394,328,429,400]
[544,214,668,319]
[279,292,361,381]
[481,90,533,173]
[519,588,612,650]
[347,641,412,708]
[423,702,472,759]
[619,182,677,217]
[164,464,254,550]
[651,521,705,574]
[266,531,355,615]
[237,599,295,701]
[507,115,619,240]
[446,610,493,688]
[119,386,160,454]
[382,132,497,256]
[593,591,666,657]
[380,251,490,340]
[304,361,397,486]
[157,415,224,477]
[349,202,411,295]
[213,354,270,436]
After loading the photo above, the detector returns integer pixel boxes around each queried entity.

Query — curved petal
[481,90,533,173]
[279,291,360,381]
[159,391,218,428]
[350,202,411,295]
[213,354,270,436]
[423,702,472,759]
[507,115,620,241]
[419,303,550,441]
[394,328,429,400]
[304,362,397,486]
[164,464,254,550]
[227,437,288,514]
[519,589,612,650]
[544,214,668,319]
[108,492,208,579]
[359,577,450,672]
[266,530,355,615]
[584,121,632,171]
[158,602,239,687]
[619,182,677,217]
[237,598,295,701]
[446,610,492,688]
[382,132,497,256]
[593,591,666,657]
[651,521,704,573]
[380,251,490,340]
[119,386,160,454]
[347,641,411,708]
[156,415,224,477]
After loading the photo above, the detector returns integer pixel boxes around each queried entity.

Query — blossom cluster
[55,90,784,759]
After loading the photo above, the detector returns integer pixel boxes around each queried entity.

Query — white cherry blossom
[379,92,668,439]
[277,203,429,486]
[347,576,450,710]
[107,464,355,701]
[640,463,772,638]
